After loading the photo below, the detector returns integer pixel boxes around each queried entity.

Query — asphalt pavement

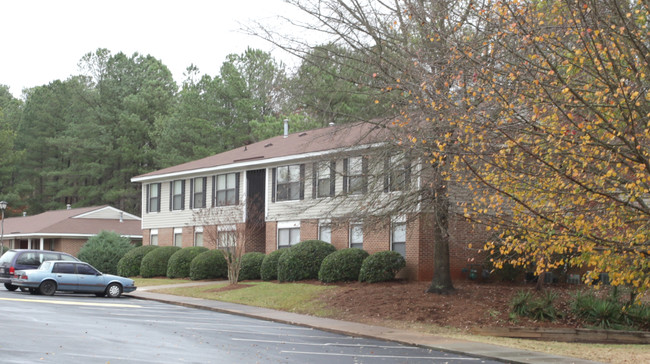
[127,282,601,364]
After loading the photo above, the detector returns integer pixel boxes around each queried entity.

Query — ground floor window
[194,227,203,247]
[318,221,331,243]
[349,223,363,249]
[173,228,183,247]
[150,229,158,246]
[391,220,406,258]
[278,221,300,248]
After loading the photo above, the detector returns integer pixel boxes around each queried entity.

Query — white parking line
[0,297,141,308]
[231,338,416,349]
[282,350,481,360]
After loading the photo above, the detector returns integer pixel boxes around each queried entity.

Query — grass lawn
[133,277,194,287]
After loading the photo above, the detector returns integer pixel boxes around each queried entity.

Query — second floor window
[170,180,185,210]
[274,165,304,201]
[191,177,207,209]
[385,154,411,192]
[215,173,238,206]
[344,157,366,195]
[147,183,161,213]
[314,161,335,198]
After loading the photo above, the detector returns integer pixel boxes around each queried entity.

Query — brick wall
[265,221,277,253]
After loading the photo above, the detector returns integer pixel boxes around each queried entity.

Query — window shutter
[342,158,349,193]
[329,161,336,196]
[202,177,207,208]
[299,164,305,200]
[383,158,390,192]
[169,182,173,210]
[312,162,317,199]
[405,160,411,187]
[362,157,368,194]
[271,168,276,202]
[212,176,216,207]
[146,184,150,213]
[189,180,194,209]
[156,183,161,212]
[181,180,186,210]
[235,172,241,205]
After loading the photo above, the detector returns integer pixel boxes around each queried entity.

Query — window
[215,173,238,206]
[344,157,366,195]
[77,264,99,275]
[274,165,303,201]
[150,229,158,246]
[277,221,300,248]
[194,227,204,247]
[385,155,410,192]
[174,228,183,247]
[218,230,236,249]
[191,177,207,209]
[52,263,75,274]
[318,222,332,243]
[391,221,407,258]
[170,180,185,210]
[147,183,161,212]
[314,161,335,198]
[349,223,363,249]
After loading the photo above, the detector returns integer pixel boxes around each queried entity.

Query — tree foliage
[78,231,134,275]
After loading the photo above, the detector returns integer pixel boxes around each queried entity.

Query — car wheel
[4,283,18,291]
[105,283,122,298]
[39,281,57,296]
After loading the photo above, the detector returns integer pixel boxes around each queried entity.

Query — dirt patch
[316,280,597,331]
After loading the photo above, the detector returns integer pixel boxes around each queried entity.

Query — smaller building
[0,205,142,256]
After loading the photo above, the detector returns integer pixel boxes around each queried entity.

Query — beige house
[0,205,142,256]
[131,123,483,280]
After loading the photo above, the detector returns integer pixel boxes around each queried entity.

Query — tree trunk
[427,169,455,294]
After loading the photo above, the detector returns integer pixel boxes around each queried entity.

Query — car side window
[76,264,99,275]
[41,252,59,263]
[52,263,75,274]
[60,254,77,261]
[16,253,39,265]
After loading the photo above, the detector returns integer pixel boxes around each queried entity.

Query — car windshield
[39,261,53,271]
[0,251,17,264]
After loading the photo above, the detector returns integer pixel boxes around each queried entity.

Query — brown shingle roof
[132,122,386,182]
[1,205,142,238]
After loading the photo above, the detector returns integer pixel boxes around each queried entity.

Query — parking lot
[0,289,500,364]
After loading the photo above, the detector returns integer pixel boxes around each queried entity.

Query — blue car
[11,260,137,298]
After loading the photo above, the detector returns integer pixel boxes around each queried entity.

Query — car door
[75,263,103,292]
[51,262,78,291]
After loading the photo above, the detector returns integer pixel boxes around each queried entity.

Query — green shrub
[189,250,228,280]
[571,290,628,329]
[358,251,406,283]
[260,249,286,281]
[117,245,159,277]
[509,290,559,321]
[78,231,134,275]
[0,245,9,255]
[625,303,650,330]
[319,248,369,283]
[278,240,337,282]
[167,247,209,278]
[140,246,181,278]
[238,252,266,281]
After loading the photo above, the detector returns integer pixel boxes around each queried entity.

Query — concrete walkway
[127,282,600,364]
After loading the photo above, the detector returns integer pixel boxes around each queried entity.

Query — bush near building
[189,250,228,280]
[358,251,406,283]
[117,245,159,277]
[319,248,369,283]
[167,247,209,278]
[278,240,336,282]
[238,252,266,281]
[78,231,134,275]
[140,246,181,278]
[260,249,286,281]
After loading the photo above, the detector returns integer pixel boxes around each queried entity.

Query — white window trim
[277,221,301,248]
[150,229,159,246]
[173,227,183,247]
[194,227,204,247]
[318,219,332,244]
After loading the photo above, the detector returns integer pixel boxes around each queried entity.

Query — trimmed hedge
[167,246,209,278]
[358,251,406,283]
[140,246,182,278]
[189,250,228,280]
[117,245,159,277]
[278,240,337,282]
[319,248,369,283]
[78,231,134,275]
[260,249,287,281]
[238,252,266,281]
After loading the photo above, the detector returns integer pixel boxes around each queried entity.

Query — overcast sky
[0,0,310,98]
